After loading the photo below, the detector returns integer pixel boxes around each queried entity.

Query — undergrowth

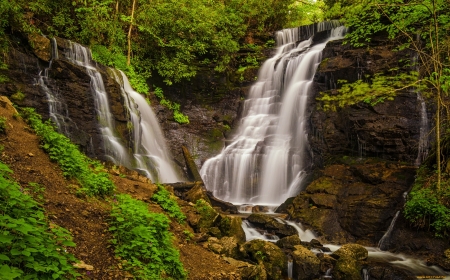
[151,184,186,224]
[109,194,187,280]
[20,108,115,196]
[0,161,79,279]
[404,166,450,237]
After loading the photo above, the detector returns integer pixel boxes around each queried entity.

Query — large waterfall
[42,40,181,183]
[200,22,346,206]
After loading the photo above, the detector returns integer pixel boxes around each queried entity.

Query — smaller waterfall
[377,211,400,251]
[65,42,131,167]
[287,258,293,279]
[62,41,180,183]
[242,220,280,242]
[39,38,72,135]
[112,70,181,182]
[276,218,317,242]
[415,93,429,166]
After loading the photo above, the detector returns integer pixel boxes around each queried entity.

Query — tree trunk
[127,0,136,66]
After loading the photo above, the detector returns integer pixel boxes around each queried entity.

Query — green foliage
[194,199,217,228]
[20,108,115,196]
[10,90,25,102]
[91,45,150,95]
[109,194,187,280]
[286,0,325,27]
[0,116,6,134]
[152,87,189,124]
[0,160,79,279]
[151,184,186,224]
[317,71,422,111]
[404,187,450,237]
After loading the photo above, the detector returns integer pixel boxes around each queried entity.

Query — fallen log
[182,145,203,182]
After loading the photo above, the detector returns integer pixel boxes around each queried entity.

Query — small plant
[152,184,186,224]
[10,90,25,102]
[109,194,187,279]
[153,86,190,124]
[183,230,194,241]
[0,161,79,279]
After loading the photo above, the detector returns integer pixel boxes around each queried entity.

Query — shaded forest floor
[0,97,240,279]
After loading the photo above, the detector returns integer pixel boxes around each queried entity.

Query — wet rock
[317,253,337,275]
[247,213,297,238]
[240,239,287,280]
[291,245,320,280]
[364,262,416,280]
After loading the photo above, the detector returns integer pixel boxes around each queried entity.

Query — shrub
[109,194,187,279]
[0,161,79,279]
[151,184,186,224]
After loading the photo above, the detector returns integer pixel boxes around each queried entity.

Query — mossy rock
[241,239,287,280]
[276,235,302,250]
[217,215,246,244]
[331,244,368,261]
[332,255,361,280]
[291,245,320,280]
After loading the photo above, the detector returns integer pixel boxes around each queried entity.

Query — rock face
[310,38,429,166]
[0,34,130,160]
[287,160,415,245]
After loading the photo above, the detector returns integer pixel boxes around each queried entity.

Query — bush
[151,184,186,224]
[109,194,187,279]
[0,161,79,279]
[404,188,450,237]
[20,108,115,196]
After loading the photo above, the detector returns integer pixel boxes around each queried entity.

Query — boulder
[331,244,368,280]
[240,239,287,280]
[204,237,241,259]
[291,245,320,280]
[276,235,302,250]
[364,262,416,280]
[331,244,368,261]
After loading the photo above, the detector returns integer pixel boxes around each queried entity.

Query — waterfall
[415,93,429,166]
[111,70,181,182]
[377,211,400,251]
[60,41,180,183]
[200,21,347,206]
[39,38,72,135]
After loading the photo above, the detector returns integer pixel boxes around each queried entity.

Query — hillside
[0,96,242,279]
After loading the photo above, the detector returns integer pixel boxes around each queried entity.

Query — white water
[64,42,180,183]
[415,93,429,166]
[39,38,73,135]
[200,21,346,206]
[114,70,181,182]
[377,211,400,250]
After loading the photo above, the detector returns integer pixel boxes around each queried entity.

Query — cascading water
[39,38,73,135]
[377,211,400,250]
[63,41,180,183]
[200,21,346,206]
[111,70,181,182]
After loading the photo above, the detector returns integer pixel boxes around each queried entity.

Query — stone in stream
[247,213,297,238]
[291,245,321,280]
[240,239,287,280]
[331,244,368,280]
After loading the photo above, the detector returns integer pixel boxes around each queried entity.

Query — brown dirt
[0,97,241,279]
